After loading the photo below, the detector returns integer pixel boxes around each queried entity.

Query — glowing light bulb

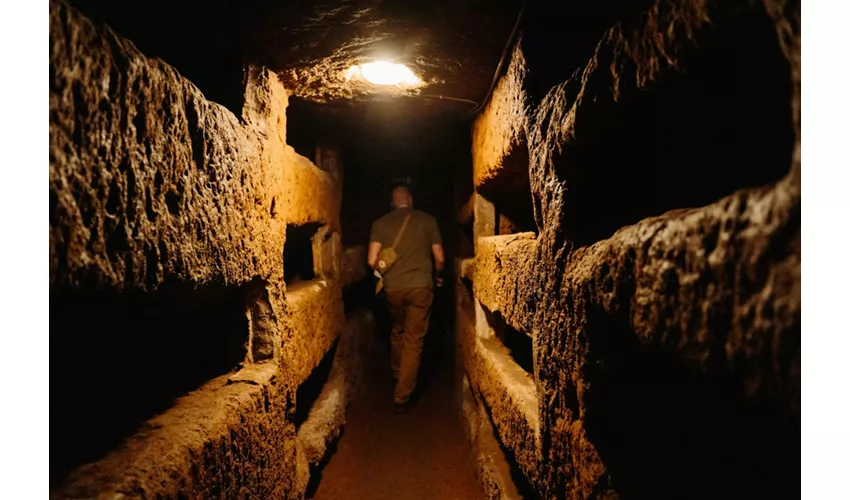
[346,61,421,86]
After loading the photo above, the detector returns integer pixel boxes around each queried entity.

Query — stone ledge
[283,146,341,228]
[460,374,522,500]
[457,297,541,489]
[294,308,376,495]
[52,363,294,499]
[296,354,347,470]
[474,233,538,334]
[472,45,528,192]
[284,279,344,388]
[476,335,540,448]
[457,194,475,226]
[490,177,800,498]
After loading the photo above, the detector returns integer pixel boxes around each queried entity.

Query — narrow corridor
[311,330,483,500]
[49,0,801,498]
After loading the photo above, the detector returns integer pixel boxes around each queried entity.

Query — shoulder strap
[390,213,413,250]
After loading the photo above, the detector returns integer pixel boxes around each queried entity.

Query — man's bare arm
[431,244,445,272]
[368,241,382,270]
[432,243,445,286]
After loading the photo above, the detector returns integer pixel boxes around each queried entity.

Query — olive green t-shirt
[370,207,442,292]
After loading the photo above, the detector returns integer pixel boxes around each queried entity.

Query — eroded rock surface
[49,1,366,497]
[460,0,800,497]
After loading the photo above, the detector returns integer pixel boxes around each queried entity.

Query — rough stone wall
[50,1,286,295]
[283,146,341,228]
[472,43,528,191]
[49,1,370,497]
[296,309,376,475]
[57,364,293,499]
[459,0,800,498]
[340,246,368,287]
[286,280,345,388]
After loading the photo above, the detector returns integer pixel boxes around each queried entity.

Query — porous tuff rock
[296,310,377,478]
[456,292,541,491]
[526,0,713,244]
[50,1,351,497]
[472,43,528,191]
[459,374,523,500]
[285,279,346,389]
[462,0,800,497]
[54,364,297,499]
[339,246,369,287]
[527,0,797,248]
[50,0,287,295]
[474,232,538,335]
[283,146,342,228]
[472,175,800,497]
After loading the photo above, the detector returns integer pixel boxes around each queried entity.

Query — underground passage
[49,0,800,498]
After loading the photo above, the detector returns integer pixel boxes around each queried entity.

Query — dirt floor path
[310,326,484,500]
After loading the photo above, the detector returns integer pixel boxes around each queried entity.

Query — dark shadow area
[478,394,540,499]
[458,223,475,257]
[49,281,248,487]
[305,429,343,499]
[496,322,534,376]
[287,114,319,161]
[459,275,474,302]
[295,339,340,429]
[582,303,800,499]
[555,6,794,247]
[66,0,246,114]
[479,143,537,236]
[342,276,376,315]
[285,223,321,285]
[294,97,470,250]
[482,305,534,376]
[521,0,657,107]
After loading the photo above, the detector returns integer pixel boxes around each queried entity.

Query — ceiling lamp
[345,61,421,87]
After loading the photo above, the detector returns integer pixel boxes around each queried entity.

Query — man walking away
[368,185,445,413]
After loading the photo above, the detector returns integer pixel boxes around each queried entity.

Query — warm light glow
[345,61,421,87]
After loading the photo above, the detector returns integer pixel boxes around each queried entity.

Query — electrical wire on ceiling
[409,0,527,114]
[417,94,479,106]
[469,0,528,116]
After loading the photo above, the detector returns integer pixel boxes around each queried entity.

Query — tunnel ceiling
[66,0,527,179]
[248,0,523,105]
[65,0,655,177]
[69,0,523,110]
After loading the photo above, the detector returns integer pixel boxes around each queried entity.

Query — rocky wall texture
[55,364,295,499]
[460,0,800,498]
[339,246,368,287]
[283,146,342,228]
[49,0,352,497]
[285,279,345,390]
[472,44,528,191]
[459,372,523,500]
[461,303,541,487]
[296,309,376,486]
[527,0,795,247]
[50,0,287,295]
[474,233,538,335]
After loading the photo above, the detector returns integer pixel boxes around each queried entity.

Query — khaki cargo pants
[385,287,434,405]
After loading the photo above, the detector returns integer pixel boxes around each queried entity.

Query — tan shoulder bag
[375,213,412,293]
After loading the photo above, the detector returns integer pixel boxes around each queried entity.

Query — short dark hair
[389,180,413,195]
